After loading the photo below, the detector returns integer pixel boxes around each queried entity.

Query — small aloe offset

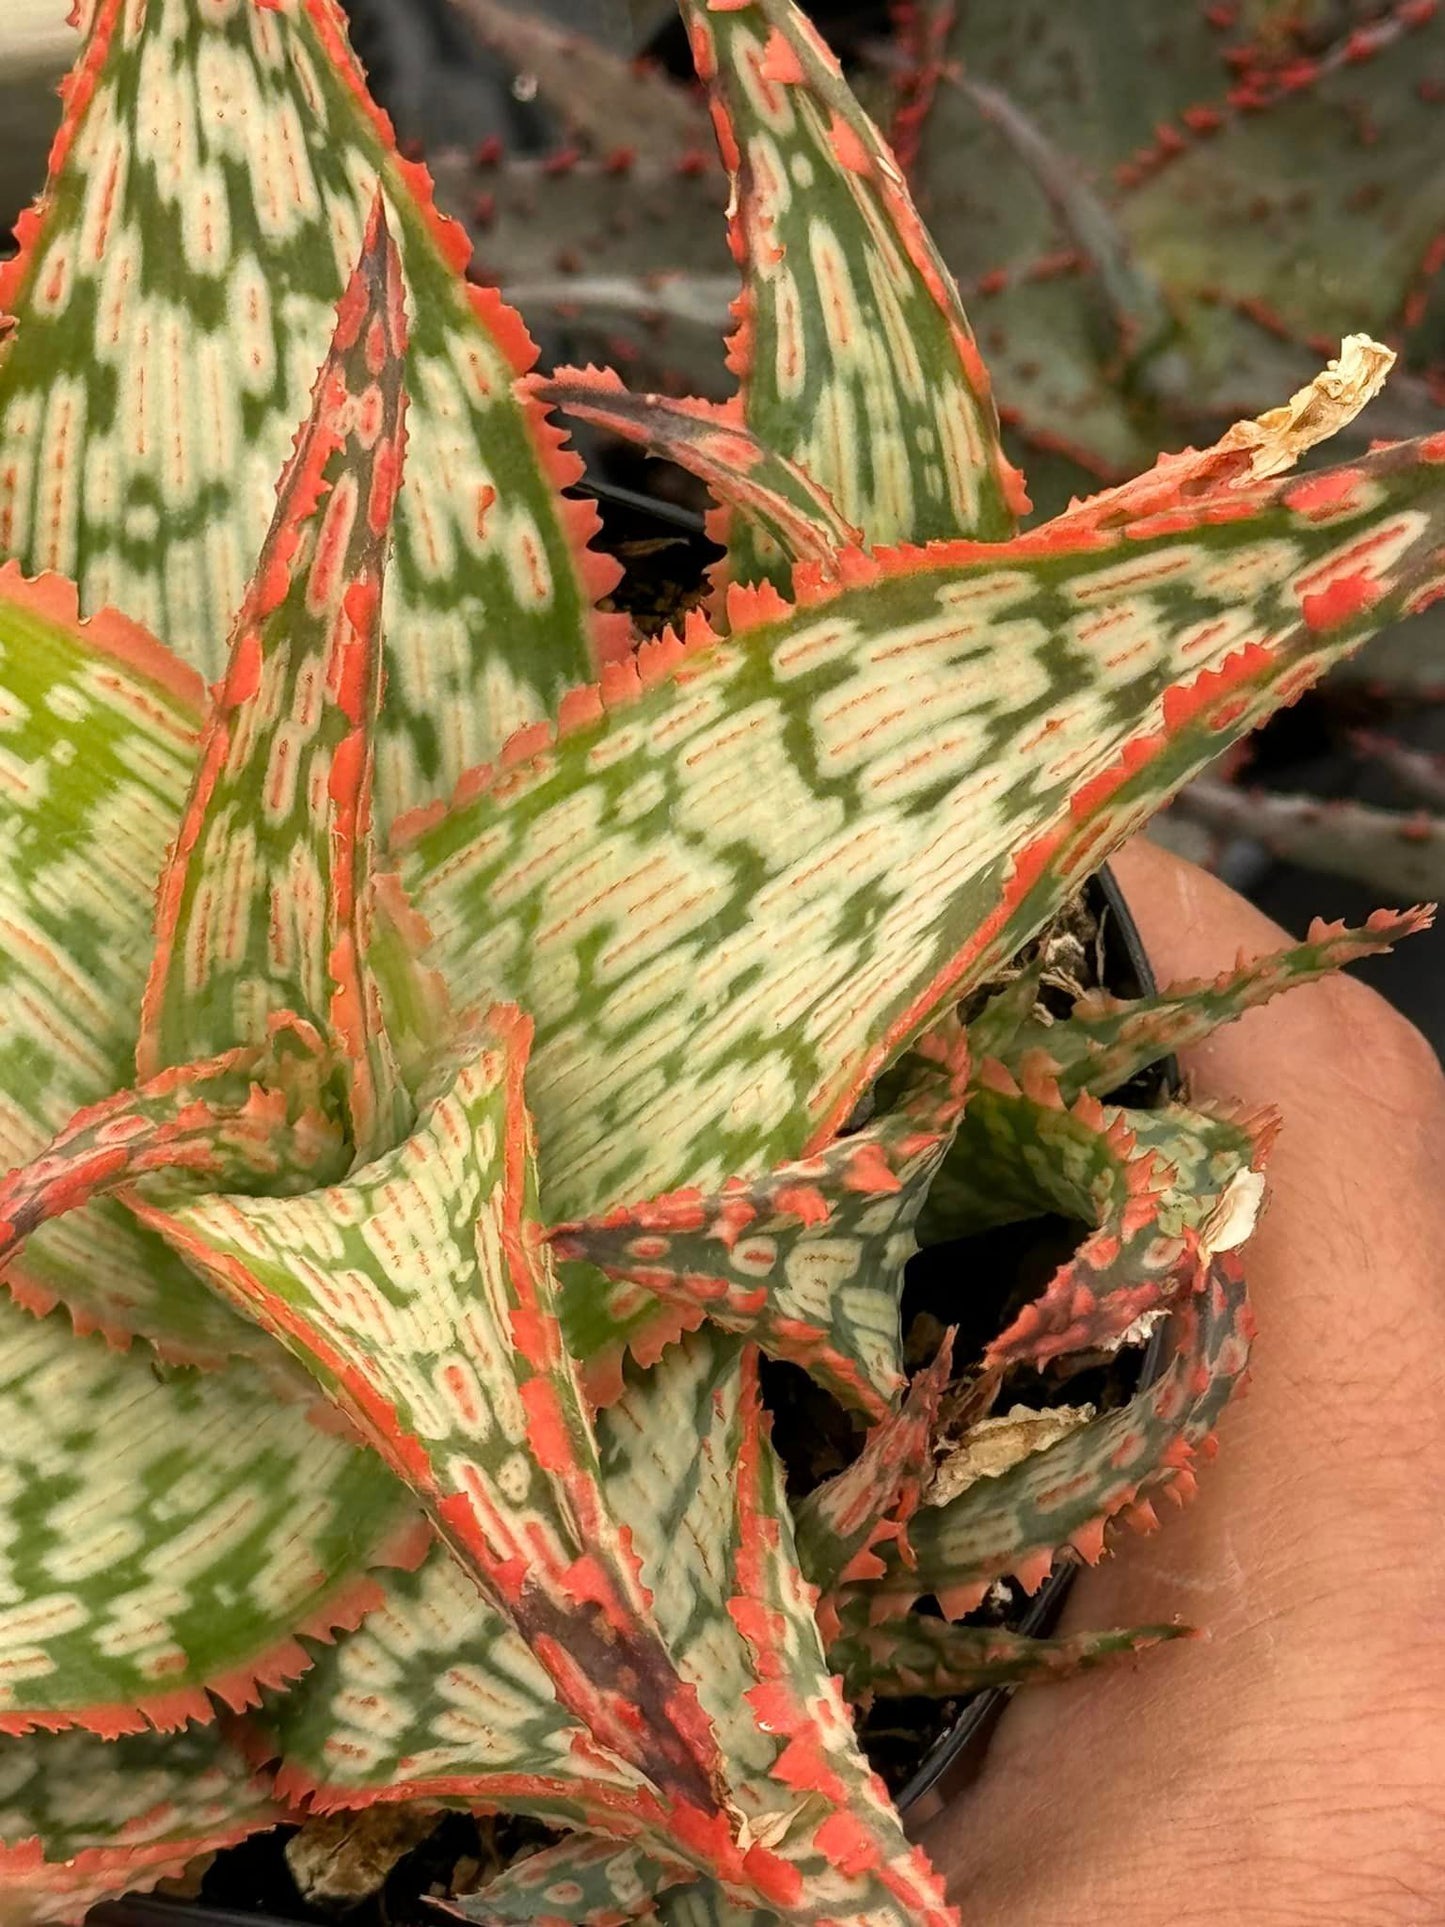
[0,3,1437,1923]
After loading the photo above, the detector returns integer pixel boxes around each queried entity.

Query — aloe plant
[0,2,1437,1922]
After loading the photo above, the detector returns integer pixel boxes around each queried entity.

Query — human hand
[921,838,1445,1922]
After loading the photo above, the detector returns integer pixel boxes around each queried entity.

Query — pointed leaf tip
[138,206,413,1160]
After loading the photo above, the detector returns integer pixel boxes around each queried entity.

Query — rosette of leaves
[0,2,1437,1923]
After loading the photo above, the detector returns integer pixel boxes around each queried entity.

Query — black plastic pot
[87,498,1173,1927]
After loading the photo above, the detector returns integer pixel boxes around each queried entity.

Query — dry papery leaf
[928,1404,1096,1510]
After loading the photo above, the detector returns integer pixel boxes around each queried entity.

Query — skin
[924,838,1445,1923]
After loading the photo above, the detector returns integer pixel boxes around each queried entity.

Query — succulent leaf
[137,1009,734,1851]
[0,1038,345,1279]
[1120,8,1445,349]
[1005,903,1436,1103]
[448,1831,692,1926]
[985,1098,1268,1370]
[679,0,1023,589]
[403,431,1445,1230]
[920,1078,1270,1368]
[256,1540,668,1837]
[792,1336,954,1616]
[0,1725,282,1927]
[830,1613,1195,1702]
[859,1248,1257,1620]
[540,368,860,577]
[136,198,413,1162]
[0,0,622,824]
[0,563,280,1366]
[548,1015,971,1412]
[598,1332,958,1927]
[0,1292,420,1738]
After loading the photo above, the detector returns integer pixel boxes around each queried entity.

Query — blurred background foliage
[3,0,1443,1042]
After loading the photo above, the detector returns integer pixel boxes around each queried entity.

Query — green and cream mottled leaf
[982,1097,1270,1370]
[0,1040,346,1279]
[599,1332,958,1927]
[860,1250,1256,1620]
[0,0,623,826]
[680,0,1022,588]
[540,368,859,578]
[549,1016,970,1413]
[644,1882,776,1927]
[0,561,284,1367]
[139,1010,733,1855]
[402,434,1445,1230]
[0,1723,282,1927]
[1005,903,1436,1104]
[829,1612,1194,1702]
[137,198,412,1162]
[0,1293,420,1738]
[258,1539,665,1839]
[449,1830,692,1926]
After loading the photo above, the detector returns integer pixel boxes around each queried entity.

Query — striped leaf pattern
[678,0,1023,589]
[453,1832,690,1926]
[0,1725,282,1927]
[139,1010,735,1852]
[597,1332,957,1926]
[258,1540,663,1835]
[792,1337,953,1612]
[0,1293,419,1739]
[0,1042,345,1279]
[1004,904,1436,1104]
[858,1247,1258,1621]
[540,368,859,577]
[982,1098,1269,1370]
[137,196,411,1162]
[0,0,620,826]
[0,0,1439,1909]
[0,564,269,1365]
[549,1015,971,1414]
[403,436,1445,1232]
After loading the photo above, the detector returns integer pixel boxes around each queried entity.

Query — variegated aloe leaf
[137,197,414,1163]
[0,563,280,1366]
[137,1009,738,1865]
[829,1612,1195,1702]
[0,0,624,826]
[539,368,859,577]
[859,1248,1256,1620]
[401,429,1445,1233]
[679,0,1023,591]
[548,1015,970,1413]
[255,1540,674,1841]
[0,1037,345,1275]
[0,1724,282,1927]
[792,1336,953,1626]
[449,1832,691,1927]
[597,1330,957,1927]
[983,1099,1271,1370]
[0,1291,421,1738]
[643,1884,773,1927]
[1002,904,1436,1105]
